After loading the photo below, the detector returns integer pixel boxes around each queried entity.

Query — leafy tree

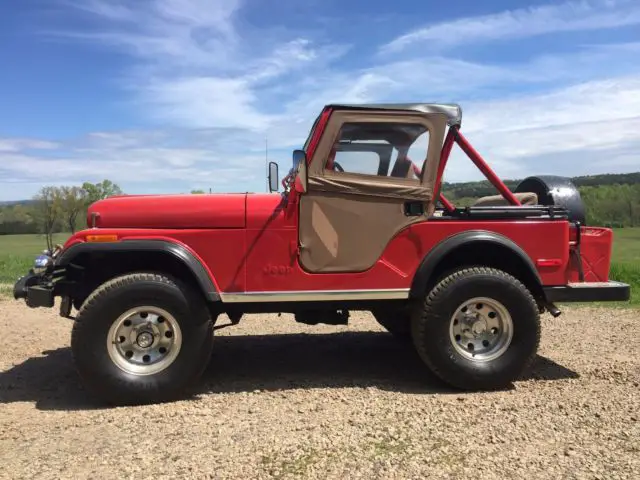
[32,186,63,251]
[59,186,88,234]
[82,179,123,205]
[2,174,639,238]
[0,204,38,234]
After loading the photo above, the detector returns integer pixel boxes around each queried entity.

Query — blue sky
[1,0,639,200]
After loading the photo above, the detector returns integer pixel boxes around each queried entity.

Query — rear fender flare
[409,230,543,299]
[56,240,220,302]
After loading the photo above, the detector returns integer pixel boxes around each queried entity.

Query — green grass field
[608,228,640,306]
[0,229,638,305]
[610,227,640,264]
[0,233,70,284]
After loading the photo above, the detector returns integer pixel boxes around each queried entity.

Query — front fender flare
[409,230,542,299]
[56,239,220,302]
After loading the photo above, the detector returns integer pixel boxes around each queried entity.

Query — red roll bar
[435,126,522,212]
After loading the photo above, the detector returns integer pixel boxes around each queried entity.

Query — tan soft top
[307,109,449,205]
[326,103,462,127]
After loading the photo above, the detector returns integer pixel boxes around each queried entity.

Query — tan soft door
[298,110,446,273]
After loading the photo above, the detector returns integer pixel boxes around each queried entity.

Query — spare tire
[515,175,586,224]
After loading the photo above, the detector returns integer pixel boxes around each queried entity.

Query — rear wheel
[71,272,214,405]
[411,267,540,390]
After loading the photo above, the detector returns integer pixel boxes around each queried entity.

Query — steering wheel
[332,161,344,172]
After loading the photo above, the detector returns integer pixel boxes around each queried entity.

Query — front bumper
[543,281,631,303]
[13,272,55,308]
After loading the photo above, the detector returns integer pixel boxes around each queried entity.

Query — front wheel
[411,267,540,391]
[71,273,214,405]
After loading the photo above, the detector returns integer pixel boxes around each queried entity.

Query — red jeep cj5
[14,103,630,405]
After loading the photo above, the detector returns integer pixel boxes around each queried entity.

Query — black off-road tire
[372,310,412,340]
[71,272,214,405]
[411,267,540,391]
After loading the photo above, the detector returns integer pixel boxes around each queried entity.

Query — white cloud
[381,0,640,53]
[3,72,638,200]
[0,138,60,152]
[442,75,640,182]
[462,75,640,133]
[3,0,638,201]
[64,0,242,67]
[142,76,274,130]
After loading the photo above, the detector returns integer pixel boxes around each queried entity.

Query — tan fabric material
[307,110,448,199]
[298,192,425,272]
[308,172,431,201]
[297,108,447,273]
[472,192,539,207]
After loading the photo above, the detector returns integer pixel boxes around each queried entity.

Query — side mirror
[292,149,308,194]
[268,161,279,193]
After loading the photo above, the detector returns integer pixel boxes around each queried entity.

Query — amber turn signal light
[85,234,119,242]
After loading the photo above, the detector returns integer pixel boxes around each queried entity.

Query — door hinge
[291,240,306,257]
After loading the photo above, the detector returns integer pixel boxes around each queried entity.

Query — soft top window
[326,122,429,181]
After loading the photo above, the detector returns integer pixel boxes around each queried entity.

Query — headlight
[33,254,53,274]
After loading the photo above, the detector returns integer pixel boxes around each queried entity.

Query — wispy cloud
[0,138,60,152]
[381,0,640,53]
[57,0,342,133]
[2,0,639,200]
[0,128,265,196]
[443,75,640,181]
[63,0,242,66]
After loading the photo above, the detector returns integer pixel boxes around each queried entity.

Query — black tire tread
[412,266,540,390]
[71,272,214,405]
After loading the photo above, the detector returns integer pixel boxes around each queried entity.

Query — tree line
[0,180,215,248]
[0,180,123,250]
[442,172,640,228]
[1,173,639,245]
[441,172,640,199]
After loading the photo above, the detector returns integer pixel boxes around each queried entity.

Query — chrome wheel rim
[107,306,182,375]
[449,297,513,362]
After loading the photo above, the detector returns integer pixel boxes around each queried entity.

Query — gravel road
[0,297,638,479]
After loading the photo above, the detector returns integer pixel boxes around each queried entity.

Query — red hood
[87,193,249,229]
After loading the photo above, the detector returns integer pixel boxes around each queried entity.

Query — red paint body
[66,106,614,297]
[91,193,247,229]
[69,192,611,295]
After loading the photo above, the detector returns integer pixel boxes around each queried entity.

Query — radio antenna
[265,138,268,192]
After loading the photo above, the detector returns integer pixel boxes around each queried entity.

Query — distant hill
[2,172,639,206]
[442,172,640,200]
[0,200,36,207]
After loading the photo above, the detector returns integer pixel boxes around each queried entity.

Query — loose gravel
[0,298,638,479]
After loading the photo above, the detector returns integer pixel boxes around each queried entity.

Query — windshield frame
[302,112,323,152]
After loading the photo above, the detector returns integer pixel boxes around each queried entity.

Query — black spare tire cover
[515,175,586,225]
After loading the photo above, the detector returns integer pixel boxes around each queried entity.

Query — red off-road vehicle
[14,103,630,405]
